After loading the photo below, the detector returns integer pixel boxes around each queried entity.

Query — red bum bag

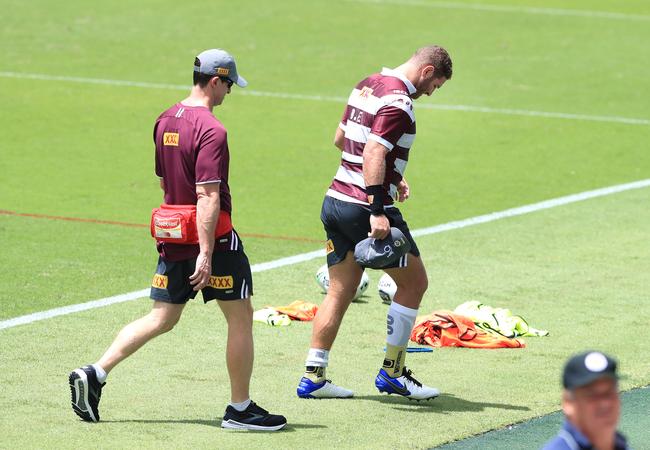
[150,204,233,244]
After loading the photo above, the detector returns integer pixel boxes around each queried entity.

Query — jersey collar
[381,67,417,96]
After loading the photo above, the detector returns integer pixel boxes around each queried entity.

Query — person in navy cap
[542,350,629,450]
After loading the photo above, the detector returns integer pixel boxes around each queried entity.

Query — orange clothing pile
[273,300,319,321]
[410,310,525,349]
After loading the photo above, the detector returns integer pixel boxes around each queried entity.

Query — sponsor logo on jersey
[163,132,179,146]
[208,275,234,289]
[216,67,230,76]
[359,86,374,98]
[325,239,335,255]
[152,274,168,289]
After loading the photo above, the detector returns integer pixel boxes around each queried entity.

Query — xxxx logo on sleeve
[163,132,179,146]
[325,239,335,255]
[152,274,168,289]
[208,275,234,289]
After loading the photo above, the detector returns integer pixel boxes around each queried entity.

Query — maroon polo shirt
[153,103,232,261]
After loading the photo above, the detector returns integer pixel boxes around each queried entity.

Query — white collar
[381,67,416,95]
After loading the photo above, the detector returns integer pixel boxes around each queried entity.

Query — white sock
[386,302,418,347]
[92,364,108,383]
[230,398,251,412]
[305,348,329,368]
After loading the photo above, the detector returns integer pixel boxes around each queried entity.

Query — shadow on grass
[355,393,531,414]
[102,418,326,432]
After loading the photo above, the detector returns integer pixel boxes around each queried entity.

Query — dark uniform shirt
[153,103,231,261]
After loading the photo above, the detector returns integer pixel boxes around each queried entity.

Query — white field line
[1,71,648,126]
[2,178,650,331]
[350,0,650,21]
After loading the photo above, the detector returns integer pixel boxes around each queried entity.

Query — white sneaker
[375,368,440,401]
[297,377,354,398]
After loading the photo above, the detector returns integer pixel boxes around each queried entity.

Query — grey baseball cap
[563,351,619,390]
[193,49,247,88]
[354,227,411,269]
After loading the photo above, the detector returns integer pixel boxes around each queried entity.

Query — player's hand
[397,179,410,202]
[189,253,212,291]
[369,214,390,240]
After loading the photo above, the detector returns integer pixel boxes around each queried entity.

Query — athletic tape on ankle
[306,348,329,367]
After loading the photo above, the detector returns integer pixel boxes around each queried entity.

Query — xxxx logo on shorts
[152,274,168,289]
[325,239,335,255]
[208,275,234,289]
[163,132,179,146]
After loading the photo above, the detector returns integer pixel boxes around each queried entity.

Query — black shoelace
[402,368,422,388]
[247,401,269,416]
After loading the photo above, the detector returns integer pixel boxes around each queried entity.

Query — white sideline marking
[2,178,650,331]
[1,71,648,126]
[350,0,650,21]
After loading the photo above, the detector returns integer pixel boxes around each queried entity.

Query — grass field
[1,0,649,448]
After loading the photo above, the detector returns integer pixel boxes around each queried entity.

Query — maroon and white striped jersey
[327,68,416,206]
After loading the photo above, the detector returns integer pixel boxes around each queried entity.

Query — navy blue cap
[563,351,618,390]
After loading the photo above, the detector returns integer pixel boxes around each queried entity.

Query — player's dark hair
[412,46,453,79]
[193,71,214,87]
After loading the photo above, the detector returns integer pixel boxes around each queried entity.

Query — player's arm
[189,182,220,291]
[363,139,390,240]
[334,126,345,151]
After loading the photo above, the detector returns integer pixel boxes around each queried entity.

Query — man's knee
[327,281,359,301]
[221,299,254,327]
[394,267,428,298]
[148,310,181,334]
[396,278,427,298]
[328,263,364,301]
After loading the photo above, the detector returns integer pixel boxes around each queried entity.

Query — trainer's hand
[369,214,390,239]
[397,179,410,202]
[189,253,212,291]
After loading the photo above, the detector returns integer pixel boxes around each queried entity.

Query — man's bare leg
[217,298,254,403]
[297,252,362,398]
[97,301,186,374]
[310,252,364,350]
[69,301,185,422]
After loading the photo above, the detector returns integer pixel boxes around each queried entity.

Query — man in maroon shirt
[297,46,452,401]
[69,49,286,431]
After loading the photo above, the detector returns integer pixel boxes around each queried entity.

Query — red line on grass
[0,209,322,243]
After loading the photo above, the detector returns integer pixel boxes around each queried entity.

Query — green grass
[1,188,649,449]
[1,0,650,448]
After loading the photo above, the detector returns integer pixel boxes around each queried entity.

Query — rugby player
[297,46,452,401]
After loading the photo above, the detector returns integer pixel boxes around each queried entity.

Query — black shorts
[150,232,253,304]
[321,195,420,268]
